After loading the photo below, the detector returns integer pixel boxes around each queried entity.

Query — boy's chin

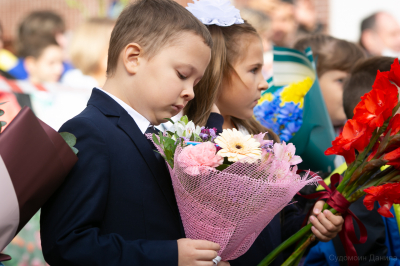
[153,116,172,126]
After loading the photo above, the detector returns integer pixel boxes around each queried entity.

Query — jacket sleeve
[40,117,178,266]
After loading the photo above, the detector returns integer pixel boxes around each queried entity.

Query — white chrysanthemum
[215,129,262,162]
[186,0,244,27]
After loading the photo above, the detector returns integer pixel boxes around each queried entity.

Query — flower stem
[257,207,337,266]
[281,234,314,266]
[257,223,312,266]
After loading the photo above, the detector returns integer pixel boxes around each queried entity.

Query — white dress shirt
[95,87,150,134]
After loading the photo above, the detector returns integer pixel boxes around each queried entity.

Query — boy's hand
[218,262,230,266]
[308,200,344,242]
[178,238,221,266]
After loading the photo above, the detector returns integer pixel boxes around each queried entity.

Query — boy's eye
[177,71,187,80]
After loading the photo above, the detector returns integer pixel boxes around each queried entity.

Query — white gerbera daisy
[215,128,262,162]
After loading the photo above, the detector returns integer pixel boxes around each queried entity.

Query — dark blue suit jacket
[40,89,185,265]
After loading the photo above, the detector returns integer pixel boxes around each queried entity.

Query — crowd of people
[1,0,400,265]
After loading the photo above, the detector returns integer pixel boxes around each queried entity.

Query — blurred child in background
[22,36,64,84]
[294,34,365,130]
[61,18,115,90]
[8,11,71,80]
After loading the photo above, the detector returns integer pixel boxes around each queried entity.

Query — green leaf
[0,110,4,117]
[164,118,175,124]
[60,132,77,147]
[0,101,8,105]
[0,121,6,127]
[181,115,189,125]
[216,164,230,171]
[71,147,79,155]
[152,134,160,146]
[166,131,175,136]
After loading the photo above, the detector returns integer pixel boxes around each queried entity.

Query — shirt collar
[95,87,150,134]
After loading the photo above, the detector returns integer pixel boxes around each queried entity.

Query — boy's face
[319,69,348,126]
[125,32,211,125]
[26,45,64,84]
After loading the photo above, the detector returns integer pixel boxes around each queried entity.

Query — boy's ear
[123,43,143,75]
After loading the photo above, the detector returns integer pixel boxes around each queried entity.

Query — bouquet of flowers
[0,107,78,262]
[148,116,320,262]
[255,77,313,142]
[254,46,336,173]
[258,59,400,266]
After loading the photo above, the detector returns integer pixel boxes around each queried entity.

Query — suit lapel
[88,89,181,221]
[117,111,180,218]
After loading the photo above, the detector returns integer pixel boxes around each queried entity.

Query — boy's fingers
[196,250,219,261]
[312,200,325,216]
[311,225,331,242]
[310,216,329,235]
[317,212,339,233]
[324,210,344,227]
[193,240,221,251]
[197,262,214,266]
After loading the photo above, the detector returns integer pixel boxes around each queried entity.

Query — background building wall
[0,0,330,47]
[329,0,400,42]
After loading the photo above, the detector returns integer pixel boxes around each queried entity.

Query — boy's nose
[182,86,195,101]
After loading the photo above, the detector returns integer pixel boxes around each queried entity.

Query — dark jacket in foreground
[41,89,184,265]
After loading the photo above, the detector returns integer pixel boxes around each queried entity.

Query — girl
[185,3,344,265]
[184,22,279,142]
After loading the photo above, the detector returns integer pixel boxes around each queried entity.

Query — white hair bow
[186,0,244,27]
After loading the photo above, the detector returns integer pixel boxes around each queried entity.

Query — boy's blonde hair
[184,22,279,141]
[69,18,115,76]
[107,0,213,76]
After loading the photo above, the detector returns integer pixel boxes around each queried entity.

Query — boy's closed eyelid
[177,71,188,80]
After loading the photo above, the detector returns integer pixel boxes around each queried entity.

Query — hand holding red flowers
[259,58,400,266]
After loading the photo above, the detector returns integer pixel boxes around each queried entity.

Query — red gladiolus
[325,145,356,165]
[325,119,373,164]
[383,147,400,169]
[353,75,398,128]
[388,58,400,87]
[384,114,400,137]
[364,183,400,218]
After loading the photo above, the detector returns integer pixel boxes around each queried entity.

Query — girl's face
[318,70,348,126]
[217,36,268,120]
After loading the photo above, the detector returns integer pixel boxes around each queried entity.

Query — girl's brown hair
[293,34,366,77]
[184,22,279,142]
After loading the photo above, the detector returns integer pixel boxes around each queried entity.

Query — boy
[40,0,218,265]
[22,36,64,84]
